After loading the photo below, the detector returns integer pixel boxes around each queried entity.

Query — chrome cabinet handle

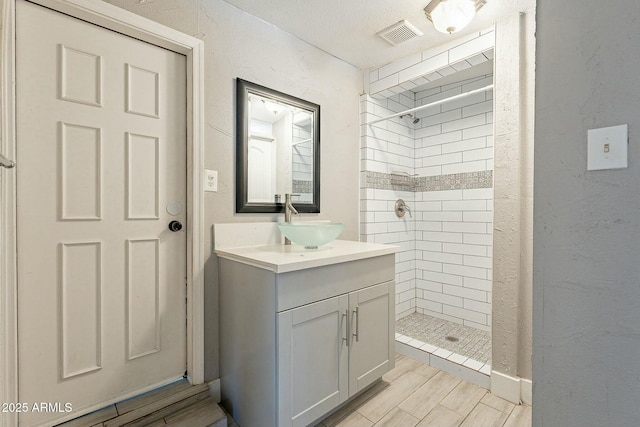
[352,307,359,342]
[342,310,349,347]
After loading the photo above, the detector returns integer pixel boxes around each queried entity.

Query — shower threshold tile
[395,319,490,387]
[447,353,468,365]
[433,348,453,359]
[419,342,438,353]
[407,339,426,348]
[397,334,412,344]
[463,358,485,371]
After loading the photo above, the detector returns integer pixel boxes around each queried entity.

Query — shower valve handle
[395,199,412,218]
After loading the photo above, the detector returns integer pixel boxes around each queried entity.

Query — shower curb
[395,333,491,389]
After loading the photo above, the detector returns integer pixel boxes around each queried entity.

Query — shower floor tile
[396,312,491,364]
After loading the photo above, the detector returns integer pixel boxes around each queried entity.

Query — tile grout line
[457,398,481,427]
[364,369,432,426]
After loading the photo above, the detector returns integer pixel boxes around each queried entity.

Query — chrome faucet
[284,194,299,245]
[284,193,299,222]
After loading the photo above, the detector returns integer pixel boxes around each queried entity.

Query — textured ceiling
[222,0,536,70]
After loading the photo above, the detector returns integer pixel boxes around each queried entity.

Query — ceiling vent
[377,20,423,46]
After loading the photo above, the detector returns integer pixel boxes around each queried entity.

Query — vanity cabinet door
[348,281,395,396]
[277,294,349,427]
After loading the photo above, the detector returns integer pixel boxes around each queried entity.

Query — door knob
[168,220,183,232]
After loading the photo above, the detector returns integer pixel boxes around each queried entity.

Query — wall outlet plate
[587,124,628,171]
[204,169,218,192]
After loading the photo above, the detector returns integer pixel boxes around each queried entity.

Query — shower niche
[360,47,495,386]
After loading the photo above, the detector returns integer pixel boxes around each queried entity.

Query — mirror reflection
[247,94,313,203]
[236,79,320,213]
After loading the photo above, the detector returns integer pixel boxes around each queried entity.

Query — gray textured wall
[493,13,535,387]
[534,1,640,425]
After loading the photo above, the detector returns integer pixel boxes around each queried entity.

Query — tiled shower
[360,72,494,375]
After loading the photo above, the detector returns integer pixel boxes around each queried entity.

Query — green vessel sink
[277,222,345,249]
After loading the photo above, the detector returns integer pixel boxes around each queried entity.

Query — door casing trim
[0,1,205,425]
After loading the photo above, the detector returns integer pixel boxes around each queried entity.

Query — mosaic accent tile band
[364,170,493,192]
[292,179,313,194]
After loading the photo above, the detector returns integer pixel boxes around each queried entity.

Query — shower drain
[445,336,459,342]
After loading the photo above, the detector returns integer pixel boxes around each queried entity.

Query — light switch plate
[204,169,218,192]
[587,124,628,171]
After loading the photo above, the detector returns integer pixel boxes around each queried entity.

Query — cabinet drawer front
[277,295,349,427]
[277,254,395,312]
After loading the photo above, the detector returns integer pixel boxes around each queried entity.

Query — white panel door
[247,136,276,203]
[15,1,187,425]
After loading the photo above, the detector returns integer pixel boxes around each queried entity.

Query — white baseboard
[208,378,221,403]
[520,378,532,405]
[491,370,522,404]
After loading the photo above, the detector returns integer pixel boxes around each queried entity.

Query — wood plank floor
[310,353,531,427]
[56,379,226,427]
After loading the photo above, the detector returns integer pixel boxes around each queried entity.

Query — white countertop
[215,239,399,273]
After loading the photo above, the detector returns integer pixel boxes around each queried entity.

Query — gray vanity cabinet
[218,253,395,427]
[277,281,394,427]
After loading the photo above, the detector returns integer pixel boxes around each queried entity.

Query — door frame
[0,1,205,425]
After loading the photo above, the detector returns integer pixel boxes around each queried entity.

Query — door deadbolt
[168,220,183,232]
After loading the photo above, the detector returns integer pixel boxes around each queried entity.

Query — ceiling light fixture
[262,99,283,115]
[424,0,486,34]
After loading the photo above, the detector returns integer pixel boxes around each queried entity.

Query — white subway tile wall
[361,74,494,330]
[360,91,417,319]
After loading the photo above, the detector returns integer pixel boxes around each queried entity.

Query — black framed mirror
[236,78,320,213]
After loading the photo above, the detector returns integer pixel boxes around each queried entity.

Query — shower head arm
[400,114,420,124]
